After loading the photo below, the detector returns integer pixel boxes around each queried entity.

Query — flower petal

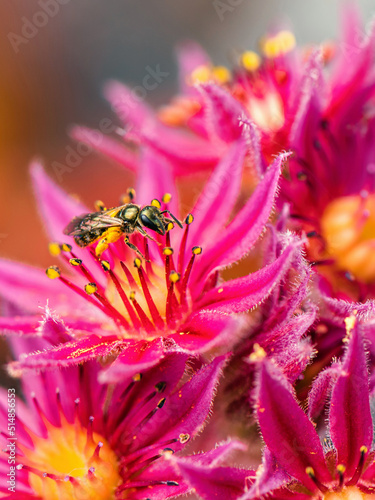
[329,320,373,478]
[196,243,297,313]
[199,83,247,142]
[70,125,139,172]
[188,138,246,249]
[8,335,122,375]
[254,357,329,491]
[176,40,210,94]
[192,152,289,287]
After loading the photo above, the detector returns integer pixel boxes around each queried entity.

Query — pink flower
[246,315,375,498]
[0,352,242,499]
[0,129,297,379]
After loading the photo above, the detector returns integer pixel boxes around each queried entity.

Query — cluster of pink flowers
[2,7,375,499]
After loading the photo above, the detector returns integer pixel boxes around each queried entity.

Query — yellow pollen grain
[101,260,111,272]
[192,246,202,255]
[190,65,211,84]
[169,271,180,283]
[337,464,346,474]
[134,258,142,269]
[344,315,356,334]
[163,247,174,256]
[186,214,194,225]
[212,65,231,84]
[94,200,106,212]
[60,243,72,253]
[218,288,224,293]
[162,193,172,203]
[249,343,266,362]
[262,31,296,58]
[129,290,136,301]
[84,283,98,295]
[151,198,161,209]
[241,51,261,71]
[133,373,142,382]
[69,258,82,267]
[305,466,315,476]
[46,266,61,279]
[48,242,61,256]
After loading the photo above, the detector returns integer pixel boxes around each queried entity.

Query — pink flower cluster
[2,7,375,499]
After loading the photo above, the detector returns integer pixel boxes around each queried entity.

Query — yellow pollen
[46,266,61,279]
[60,243,72,253]
[132,373,142,382]
[69,258,82,267]
[360,445,368,454]
[185,214,194,225]
[166,222,174,231]
[151,198,161,209]
[163,247,174,256]
[169,271,180,283]
[22,418,121,500]
[305,466,315,476]
[262,30,296,58]
[190,64,212,84]
[249,343,267,362]
[321,194,375,282]
[48,242,61,257]
[129,290,136,301]
[192,246,202,255]
[337,464,346,474]
[218,288,224,293]
[241,51,261,71]
[101,260,111,272]
[162,193,172,203]
[211,65,231,84]
[85,283,98,295]
[179,433,190,444]
[134,258,142,269]
[344,315,356,335]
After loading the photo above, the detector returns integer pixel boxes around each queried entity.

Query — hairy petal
[329,321,373,478]
[196,243,297,313]
[254,358,329,491]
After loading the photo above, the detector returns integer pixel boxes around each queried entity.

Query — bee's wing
[64,213,124,236]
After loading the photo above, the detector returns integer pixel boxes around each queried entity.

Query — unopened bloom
[0,132,296,379]
[0,352,234,499]
[246,316,375,499]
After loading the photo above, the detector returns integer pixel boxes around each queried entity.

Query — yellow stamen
[192,246,202,255]
[134,258,142,269]
[94,200,106,212]
[48,242,61,257]
[262,30,296,58]
[101,260,111,272]
[185,214,194,225]
[60,243,72,253]
[249,343,266,362]
[163,247,174,256]
[190,64,212,84]
[241,51,261,72]
[151,199,161,209]
[162,193,172,203]
[169,271,180,283]
[84,283,98,295]
[69,258,82,267]
[212,65,231,84]
[46,266,61,279]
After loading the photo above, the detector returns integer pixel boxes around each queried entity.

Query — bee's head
[139,206,166,235]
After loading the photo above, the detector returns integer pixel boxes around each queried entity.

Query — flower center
[323,486,374,499]
[47,212,202,336]
[321,194,375,282]
[19,411,120,499]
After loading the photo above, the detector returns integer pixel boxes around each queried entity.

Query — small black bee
[64,197,182,258]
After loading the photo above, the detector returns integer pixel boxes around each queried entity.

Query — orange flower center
[323,486,375,499]
[321,194,375,282]
[20,417,121,500]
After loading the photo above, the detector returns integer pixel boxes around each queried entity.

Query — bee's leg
[124,237,147,260]
[160,210,183,228]
[95,228,123,257]
[135,224,159,243]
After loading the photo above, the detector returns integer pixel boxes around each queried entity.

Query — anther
[166,222,174,231]
[192,246,202,255]
[162,193,172,203]
[127,188,136,201]
[241,50,261,72]
[101,260,111,272]
[185,214,194,225]
[151,199,161,209]
[179,433,190,444]
[162,448,174,456]
[157,398,166,409]
[134,258,142,269]
[337,464,346,489]
[347,445,368,486]
[69,258,82,266]
[46,266,61,279]
[169,271,180,283]
[163,247,174,256]
[59,243,72,252]
[94,200,106,212]
[133,373,142,382]
[48,242,61,256]
[305,466,328,493]
[129,291,136,301]
[84,283,98,295]
[155,381,166,393]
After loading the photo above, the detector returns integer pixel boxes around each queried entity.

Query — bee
[64,195,182,258]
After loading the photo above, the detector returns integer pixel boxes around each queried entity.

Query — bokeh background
[0,0,374,382]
